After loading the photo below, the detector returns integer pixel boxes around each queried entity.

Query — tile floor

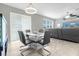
[7,38,79,56]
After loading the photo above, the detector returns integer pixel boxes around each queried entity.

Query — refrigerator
[0,14,8,56]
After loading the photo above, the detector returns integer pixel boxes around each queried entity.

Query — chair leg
[38,50,43,56]
[20,47,30,56]
[20,46,24,48]
[20,48,35,56]
[21,50,34,56]
[43,48,51,56]
[38,48,51,56]
[25,50,34,56]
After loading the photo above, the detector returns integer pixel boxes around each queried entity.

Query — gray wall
[31,14,55,32]
[31,14,43,32]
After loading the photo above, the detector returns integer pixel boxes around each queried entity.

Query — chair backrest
[18,31,26,45]
[39,29,44,33]
[43,31,50,45]
[26,30,30,33]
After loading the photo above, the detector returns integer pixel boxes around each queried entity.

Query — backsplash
[63,21,79,28]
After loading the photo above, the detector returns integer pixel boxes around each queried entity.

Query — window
[42,18,54,29]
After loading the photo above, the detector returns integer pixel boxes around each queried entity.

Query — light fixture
[64,8,79,19]
[25,3,38,14]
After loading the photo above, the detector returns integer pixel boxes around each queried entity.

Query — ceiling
[3,3,79,19]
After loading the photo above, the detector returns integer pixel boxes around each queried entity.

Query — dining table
[25,32,44,50]
[26,32,44,42]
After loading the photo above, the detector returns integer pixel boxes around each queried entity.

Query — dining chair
[26,30,30,33]
[18,31,33,56]
[38,31,51,56]
[39,29,44,33]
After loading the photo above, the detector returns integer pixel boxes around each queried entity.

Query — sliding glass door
[10,12,31,42]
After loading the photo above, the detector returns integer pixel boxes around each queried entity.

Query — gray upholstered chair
[18,31,33,56]
[39,29,44,33]
[38,31,51,56]
[26,30,30,33]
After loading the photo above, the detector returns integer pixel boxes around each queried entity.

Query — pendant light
[25,3,38,14]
